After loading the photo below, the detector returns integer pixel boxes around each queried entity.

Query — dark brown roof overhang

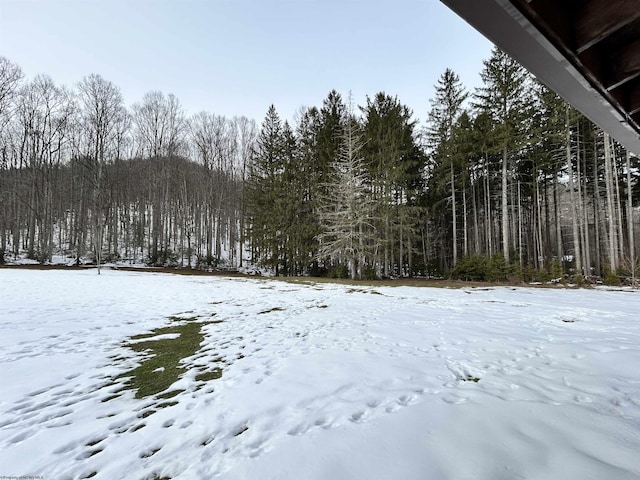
[441,0,640,155]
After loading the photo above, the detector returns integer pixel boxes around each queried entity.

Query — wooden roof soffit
[441,0,640,155]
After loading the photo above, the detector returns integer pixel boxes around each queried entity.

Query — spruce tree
[245,105,287,274]
[361,92,424,277]
[426,68,468,268]
[293,107,323,274]
[474,47,532,262]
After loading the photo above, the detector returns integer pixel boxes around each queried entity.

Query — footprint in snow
[27,387,49,397]
[442,394,468,405]
[76,447,103,460]
[385,403,401,413]
[574,394,592,403]
[397,394,419,407]
[139,447,161,458]
[287,424,307,436]
[0,418,16,428]
[54,440,80,454]
[350,411,369,423]
[39,408,73,423]
[10,429,37,443]
[314,417,331,428]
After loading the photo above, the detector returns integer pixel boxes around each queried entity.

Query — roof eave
[441,0,640,155]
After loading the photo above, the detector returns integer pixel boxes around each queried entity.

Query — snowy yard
[1,269,639,480]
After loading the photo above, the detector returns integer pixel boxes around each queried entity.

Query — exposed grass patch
[258,307,285,314]
[156,389,184,400]
[195,368,222,382]
[100,394,121,403]
[130,423,145,432]
[167,315,199,322]
[273,275,564,289]
[107,354,128,362]
[117,317,211,398]
[345,287,386,295]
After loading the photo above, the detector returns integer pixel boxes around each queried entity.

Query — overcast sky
[0,0,493,125]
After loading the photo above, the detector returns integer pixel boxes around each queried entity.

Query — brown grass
[1,264,572,289]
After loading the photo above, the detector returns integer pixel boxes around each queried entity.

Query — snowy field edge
[1,269,639,480]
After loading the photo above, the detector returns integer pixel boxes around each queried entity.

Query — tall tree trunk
[536,177,544,269]
[407,231,413,278]
[463,183,468,257]
[604,132,618,273]
[580,138,591,277]
[485,158,493,257]
[566,115,582,276]
[384,211,390,277]
[613,149,625,264]
[399,208,404,276]
[451,162,457,266]
[472,173,480,255]
[94,156,103,275]
[554,175,563,264]
[627,150,636,285]
[502,145,509,261]
[517,180,523,271]
[421,224,427,274]
[593,140,602,277]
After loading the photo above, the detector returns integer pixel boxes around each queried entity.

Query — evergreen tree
[279,120,302,275]
[245,105,287,274]
[293,107,323,274]
[361,92,424,277]
[474,47,532,262]
[426,68,468,267]
[317,90,346,181]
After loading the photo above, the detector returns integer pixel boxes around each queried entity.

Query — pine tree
[291,107,323,274]
[361,92,424,277]
[245,105,287,274]
[474,47,532,262]
[427,68,468,267]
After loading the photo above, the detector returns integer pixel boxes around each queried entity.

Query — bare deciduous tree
[77,74,127,273]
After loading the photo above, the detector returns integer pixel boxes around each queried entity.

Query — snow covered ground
[1,268,639,480]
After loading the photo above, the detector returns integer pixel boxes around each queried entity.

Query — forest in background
[0,49,638,283]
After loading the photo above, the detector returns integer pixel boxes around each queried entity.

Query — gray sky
[0,0,493,125]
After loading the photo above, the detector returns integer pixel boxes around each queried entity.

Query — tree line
[0,49,638,282]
